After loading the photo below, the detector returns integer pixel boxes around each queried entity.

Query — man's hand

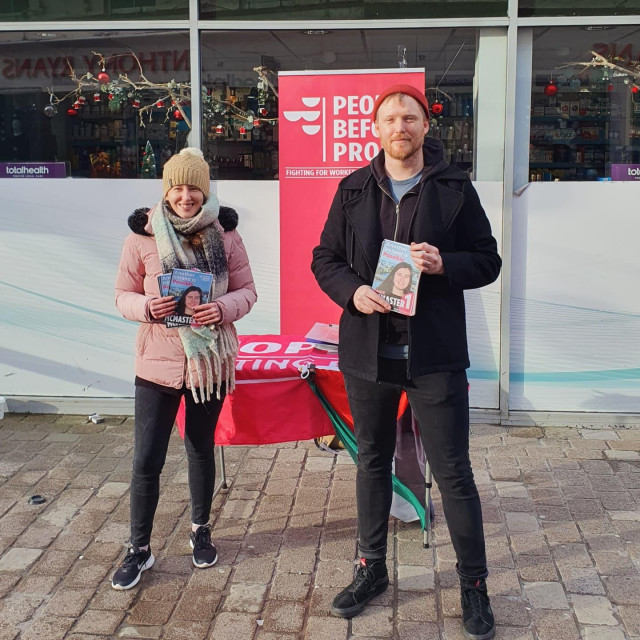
[149,296,177,320]
[411,241,445,275]
[193,302,222,326]
[353,285,392,315]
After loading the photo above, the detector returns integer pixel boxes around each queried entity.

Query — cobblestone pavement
[0,414,639,639]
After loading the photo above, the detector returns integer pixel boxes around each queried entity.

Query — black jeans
[343,360,487,580]
[130,384,226,547]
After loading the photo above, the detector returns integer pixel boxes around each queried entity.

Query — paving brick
[223,583,267,612]
[350,604,394,637]
[163,620,210,640]
[558,566,605,595]
[397,590,437,622]
[304,615,350,640]
[269,571,311,600]
[43,587,94,616]
[531,609,580,640]
[523,581,569,609]
[0,547,42,571]
[20,615,75,640]
[581,628,626,640]
[73,609,125,635]
[397,621,441,640]
[516,555,559,582]
[602,575,640,604]
[570,594,617,625]
[128,600,176,625]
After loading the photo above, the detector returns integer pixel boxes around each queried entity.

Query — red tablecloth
[177,335,337,445]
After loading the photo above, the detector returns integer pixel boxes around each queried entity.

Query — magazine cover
[305,322,339,352]
[165,268,214,328]
[157,273,171,297]
[372,240,420,316]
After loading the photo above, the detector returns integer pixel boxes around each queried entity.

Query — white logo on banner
[283,97,322,136]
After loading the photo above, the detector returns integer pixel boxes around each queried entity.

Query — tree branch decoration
[46,51,279,132]
[557,50,640,93]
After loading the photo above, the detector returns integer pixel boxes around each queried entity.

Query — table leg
[423,460,432,548]
[212,446,228,499]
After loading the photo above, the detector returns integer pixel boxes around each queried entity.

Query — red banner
[278,69,425,334]
[177,335,337,446]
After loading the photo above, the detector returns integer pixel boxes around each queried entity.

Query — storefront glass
[199,0,505,20]
[201,28,478,179]
[0,30,190,178]
[530,26,640,181]
[0,1,188,21]
[520,1,640,17]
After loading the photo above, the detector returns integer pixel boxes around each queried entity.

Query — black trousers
[130,384,225,547]
[343,360,488,580]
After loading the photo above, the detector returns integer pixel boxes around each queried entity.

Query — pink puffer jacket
[115,204,257,390]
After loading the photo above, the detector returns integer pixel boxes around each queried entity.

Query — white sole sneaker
[189,538,218,568]
[111,553,155,590]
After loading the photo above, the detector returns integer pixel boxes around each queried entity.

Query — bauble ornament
[97,71,110,84]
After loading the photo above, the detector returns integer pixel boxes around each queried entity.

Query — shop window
[199,0,505,20]
[530,26,640,181]
[201,28,478,179]
[0,30,190,178]
[520,1,640,17]
[0,0,188,21]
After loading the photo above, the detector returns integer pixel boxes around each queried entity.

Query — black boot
[460,577,495,640]
[331,558,389,618]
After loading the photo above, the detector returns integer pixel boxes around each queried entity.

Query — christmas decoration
[43,104,57,118]
[430,101,444,116]
[239,126,247,135]
[46,51,279,134]
[77,96,86,105]
[216,124,224,134]
[67,108,78,116]
[141,140,157,179]
[559,51,640,94]
[253,119,261,127]
[544,81,558,96]
[632,85,639,94]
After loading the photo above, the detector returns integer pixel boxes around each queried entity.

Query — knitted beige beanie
[162,147,211,199]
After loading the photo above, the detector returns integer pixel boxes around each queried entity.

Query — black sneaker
[460,577,495,640]
[190,524,218,568]
[111,546,154,590]
[330,558,389,618]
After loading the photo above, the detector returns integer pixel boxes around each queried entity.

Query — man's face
[374,94,429,162]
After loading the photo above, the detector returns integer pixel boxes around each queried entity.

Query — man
[311,84,501,640]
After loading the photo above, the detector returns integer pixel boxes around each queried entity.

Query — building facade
[1,0,639,423]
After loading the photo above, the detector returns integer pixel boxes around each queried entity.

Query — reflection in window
[530,26,640,181]
[520,1,640,17]
[0,31,190,178]
[199,0,505,20]
[0,0,188,21]
[201,29,478,179]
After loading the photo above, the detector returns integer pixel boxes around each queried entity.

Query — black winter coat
[311,138,502,382]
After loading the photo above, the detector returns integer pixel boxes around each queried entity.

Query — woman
[176,286,203,317]
[376,262,413,298]
[113,147,257,590]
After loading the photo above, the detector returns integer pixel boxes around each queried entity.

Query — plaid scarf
[152,197,238,403]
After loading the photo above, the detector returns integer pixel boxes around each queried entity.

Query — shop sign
[278,68,425,334]
[611,164,640,181]
[0,162,67,178]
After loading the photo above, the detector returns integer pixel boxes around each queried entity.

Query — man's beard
[382,137,423,161]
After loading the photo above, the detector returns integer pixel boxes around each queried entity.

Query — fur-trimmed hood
[128,204,239,236]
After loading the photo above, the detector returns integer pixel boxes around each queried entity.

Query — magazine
[157,273,171,297]
[164,268,214,328]
[305,322,339,352]
[372,240,420,317]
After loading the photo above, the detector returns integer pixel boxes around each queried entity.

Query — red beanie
[372,84,430,121]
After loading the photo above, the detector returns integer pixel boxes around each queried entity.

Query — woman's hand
[193,302,222,326]
[149,296,177,320]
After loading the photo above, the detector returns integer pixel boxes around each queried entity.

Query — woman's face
[166,184,204,219]
[184,290,201,314]
[392,267,411,293]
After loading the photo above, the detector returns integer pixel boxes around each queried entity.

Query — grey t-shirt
[389,172,421,203]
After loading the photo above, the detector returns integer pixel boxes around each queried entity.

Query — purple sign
[611,164,640,181]
[0,162,67,179]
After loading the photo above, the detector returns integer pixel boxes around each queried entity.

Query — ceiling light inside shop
[303,30,330,35]
[579,25,613,31]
